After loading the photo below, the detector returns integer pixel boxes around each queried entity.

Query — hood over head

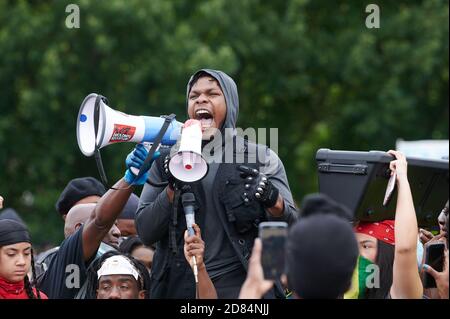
[186,69,239,131]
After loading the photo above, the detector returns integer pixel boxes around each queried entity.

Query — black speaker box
[316,149,449,228]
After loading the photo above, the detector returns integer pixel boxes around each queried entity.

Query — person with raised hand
[183,223,217,299]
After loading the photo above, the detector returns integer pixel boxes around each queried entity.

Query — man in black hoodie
[136,69,298,298]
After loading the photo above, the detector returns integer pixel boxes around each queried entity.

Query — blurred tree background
[0,0,448,248]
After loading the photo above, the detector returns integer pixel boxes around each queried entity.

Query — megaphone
[168,120,208,183]
[77,93,182,157]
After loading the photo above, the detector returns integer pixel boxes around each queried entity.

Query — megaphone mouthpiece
[168,120,208,183]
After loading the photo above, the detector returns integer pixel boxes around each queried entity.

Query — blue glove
[124,144,160,185]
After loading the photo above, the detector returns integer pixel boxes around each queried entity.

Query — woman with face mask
[353,220,395,298]
[352,150,423,299]
[0,219,47,299]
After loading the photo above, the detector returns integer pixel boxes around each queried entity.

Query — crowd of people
[0,69,448,299]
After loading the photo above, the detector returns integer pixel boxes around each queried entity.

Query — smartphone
[383,172,397,206]
[259,221,288,280]
[423,242,445,288]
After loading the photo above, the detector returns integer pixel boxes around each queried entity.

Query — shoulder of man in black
[37,225,94,299]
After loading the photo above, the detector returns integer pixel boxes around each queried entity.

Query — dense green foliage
[0,0,448,247]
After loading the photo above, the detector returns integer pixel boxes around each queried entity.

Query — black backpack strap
[169,189,181,254]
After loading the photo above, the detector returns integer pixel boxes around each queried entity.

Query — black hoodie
[136,69,298,298]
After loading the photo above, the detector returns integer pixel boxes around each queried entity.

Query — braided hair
[23,249,42,299]
[0,219,41,299]
[131,255,152,299]
[85,250,151,299]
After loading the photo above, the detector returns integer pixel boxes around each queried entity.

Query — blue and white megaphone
[77,93,208,183]
[76,93,182,157]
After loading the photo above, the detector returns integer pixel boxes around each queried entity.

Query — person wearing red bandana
[354,150,423,299]
[0,219,47,299]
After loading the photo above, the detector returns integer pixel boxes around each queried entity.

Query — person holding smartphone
[421,216,449,299]
[239,195,359,299]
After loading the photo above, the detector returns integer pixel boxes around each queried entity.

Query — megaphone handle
[130,166,139,176]
[135,114,176,181]
[130,143,159,176]
[91,112,176,190]
[132,143,160,181]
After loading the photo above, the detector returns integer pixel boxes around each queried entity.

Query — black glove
[163,154,178,190]
[237,165,279,208]
[163,154,190,192]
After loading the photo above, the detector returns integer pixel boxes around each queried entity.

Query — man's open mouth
[195,109,214,129]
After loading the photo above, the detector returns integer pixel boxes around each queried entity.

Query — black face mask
[0,220,31,247]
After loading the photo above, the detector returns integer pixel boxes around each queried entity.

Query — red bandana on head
[355,220,395,245]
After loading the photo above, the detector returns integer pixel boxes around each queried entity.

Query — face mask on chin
[344,255,375,299]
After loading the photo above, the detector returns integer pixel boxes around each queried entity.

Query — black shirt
[202,162,242,280]
[38,226,92,299]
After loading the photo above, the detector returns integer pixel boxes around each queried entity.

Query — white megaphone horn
[168,119,208,183]
[76,93,182,157]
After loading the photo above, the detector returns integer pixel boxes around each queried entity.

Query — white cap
[97,255,139,281]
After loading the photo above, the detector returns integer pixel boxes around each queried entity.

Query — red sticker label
[109,124,136,143]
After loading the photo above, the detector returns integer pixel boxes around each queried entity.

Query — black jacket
[136,69,298,298]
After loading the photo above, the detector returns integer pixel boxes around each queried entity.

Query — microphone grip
[187,226,195,237]
[182,192,196,237]
[185,209,195,236]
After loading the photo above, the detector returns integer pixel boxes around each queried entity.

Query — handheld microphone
[181,192,198,286]
[182,192,196,236]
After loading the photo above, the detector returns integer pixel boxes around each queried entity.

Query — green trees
[0,0,448,246]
